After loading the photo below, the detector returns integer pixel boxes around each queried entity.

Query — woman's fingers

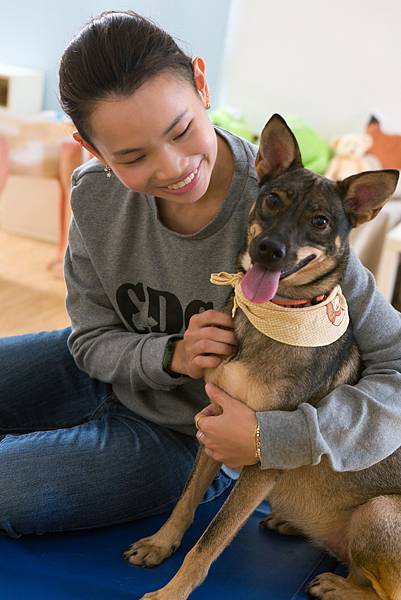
[191,309,235,330]
[199,326,237,346]
[193,355,223,369]
[180,310,238,378]
[193,338,235,357]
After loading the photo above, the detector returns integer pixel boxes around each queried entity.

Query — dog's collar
[270,294,327,308]
[210,271,349,348]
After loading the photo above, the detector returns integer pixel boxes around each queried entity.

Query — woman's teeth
[167,167,198,190]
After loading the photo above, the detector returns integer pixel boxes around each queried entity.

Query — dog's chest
[206,315,335,412]
[206,302,359,413]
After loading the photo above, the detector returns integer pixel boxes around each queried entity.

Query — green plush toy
[284,115,332,174]
[210,109,331,175]
[210,107,258,143]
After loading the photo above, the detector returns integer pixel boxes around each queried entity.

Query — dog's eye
[265,193,281,209]
[311,215,329,229]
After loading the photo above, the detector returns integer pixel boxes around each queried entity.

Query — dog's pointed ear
[255,114,303,181]
[339,169,399,227]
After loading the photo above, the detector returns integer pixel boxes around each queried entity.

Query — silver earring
[104,165,112,179]
[206,102,211,110]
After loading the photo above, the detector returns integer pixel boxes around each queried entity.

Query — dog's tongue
[241,264,281,303]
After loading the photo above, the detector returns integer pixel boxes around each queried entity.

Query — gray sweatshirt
[65,127,401,473]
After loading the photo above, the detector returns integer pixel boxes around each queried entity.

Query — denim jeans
[0,328,232,538]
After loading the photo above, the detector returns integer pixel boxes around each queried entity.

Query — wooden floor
[0,230,70,337]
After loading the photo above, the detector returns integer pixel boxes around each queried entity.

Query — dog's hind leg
[123,447,221,567]
[309,495,401,600]
[348,495,401,600]
[139,465,279,600]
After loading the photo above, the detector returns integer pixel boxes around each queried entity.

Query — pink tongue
[241,264,281,303]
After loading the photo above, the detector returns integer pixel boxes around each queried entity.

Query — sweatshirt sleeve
[64,215,189,392]
[256,247,401,472]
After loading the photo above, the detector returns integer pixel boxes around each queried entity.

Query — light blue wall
[0,0,231,111]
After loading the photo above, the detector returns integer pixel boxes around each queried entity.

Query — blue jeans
[0,328,232,538]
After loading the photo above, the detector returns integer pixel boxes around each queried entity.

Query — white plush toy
[325,133,381,181]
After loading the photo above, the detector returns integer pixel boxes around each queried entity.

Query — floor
[0,230,69,337]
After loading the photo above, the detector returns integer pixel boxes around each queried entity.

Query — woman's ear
[192,56,211,109]
[72,131,104,164]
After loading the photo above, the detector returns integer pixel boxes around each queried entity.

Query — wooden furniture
[349,198,401,280]
[376,221,401,301]
[0,63,43,115]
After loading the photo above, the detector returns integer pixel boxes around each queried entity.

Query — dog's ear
[339,169,399,227]
[256,114,303,181]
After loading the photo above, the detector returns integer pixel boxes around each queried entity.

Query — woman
[0,10,400,538]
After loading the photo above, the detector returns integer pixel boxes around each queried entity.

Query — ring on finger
[195,415,203,430]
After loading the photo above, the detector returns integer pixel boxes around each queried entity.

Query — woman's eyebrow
[112,110,188,157]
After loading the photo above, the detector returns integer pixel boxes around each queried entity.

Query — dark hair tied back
[59,10,196,143]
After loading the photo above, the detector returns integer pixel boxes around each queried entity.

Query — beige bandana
[210,272,349,347]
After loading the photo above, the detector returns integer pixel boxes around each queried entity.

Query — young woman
[0,10,400,538]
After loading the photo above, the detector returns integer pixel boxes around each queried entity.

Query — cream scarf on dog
[210,272,349,348]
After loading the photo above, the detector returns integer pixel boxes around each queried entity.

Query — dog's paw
[260,514,302,536]
[123,536,180,567]
[307,572,371,599]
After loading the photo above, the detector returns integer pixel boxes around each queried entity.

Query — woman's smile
[160,159,203,195]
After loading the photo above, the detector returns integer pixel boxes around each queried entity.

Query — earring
[104,165,112,179]
[199,90,211,110]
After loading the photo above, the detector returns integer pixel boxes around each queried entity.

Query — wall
[220,0,401,139]
[1,0,400,139]
[0,0,231,112]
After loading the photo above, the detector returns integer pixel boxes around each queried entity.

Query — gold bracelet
[255,423,262,463]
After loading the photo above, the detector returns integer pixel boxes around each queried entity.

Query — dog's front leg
[124,447,221,567]
[139,465,280,600]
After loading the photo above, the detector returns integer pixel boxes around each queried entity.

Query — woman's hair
[59,10,196,144]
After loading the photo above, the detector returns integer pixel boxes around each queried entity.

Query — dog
[123,114,400,600]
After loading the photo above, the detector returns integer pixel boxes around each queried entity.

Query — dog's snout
[255,238,287,264]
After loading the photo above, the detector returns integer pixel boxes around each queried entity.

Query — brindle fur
[124,115,401,600]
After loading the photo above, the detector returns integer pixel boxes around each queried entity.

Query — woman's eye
[173,122,192,140]
[122,155,145,165]
[311,215,329,229]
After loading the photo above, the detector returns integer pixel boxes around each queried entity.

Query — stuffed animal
[325,132,381,181]
[367,115,401,170]
[209,107,258,142]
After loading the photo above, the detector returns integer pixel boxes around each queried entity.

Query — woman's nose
[154,149,185,184]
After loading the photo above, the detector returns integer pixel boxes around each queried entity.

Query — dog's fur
[124,115,401,600]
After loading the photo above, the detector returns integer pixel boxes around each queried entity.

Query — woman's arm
[65,216,189,392]
[65,204,237,394]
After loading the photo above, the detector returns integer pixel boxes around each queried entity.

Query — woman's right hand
[170,310,237,379]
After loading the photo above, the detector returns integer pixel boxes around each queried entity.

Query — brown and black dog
[124,115,400,600]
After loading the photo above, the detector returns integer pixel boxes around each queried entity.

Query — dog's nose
[255,238,287,264]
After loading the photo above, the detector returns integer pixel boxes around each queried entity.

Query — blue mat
[0,486,339,599]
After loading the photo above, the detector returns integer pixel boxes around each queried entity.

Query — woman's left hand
[194,382,258,469]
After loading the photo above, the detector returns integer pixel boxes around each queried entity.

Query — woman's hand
[194,383,259,469]
[170,310,237,379]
